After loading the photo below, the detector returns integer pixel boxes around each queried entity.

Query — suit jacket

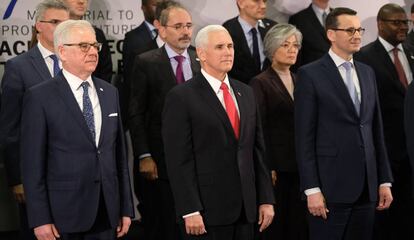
[128,46,200,179]
[93,26,113,83]
[404,81,414,198]
[403,30,414,52]
[355,39,414,195]
[223,17,276,84]
[0,45,52,186]
[294,54,393,203]
[250,67,297,172]
[162,73,274,225]
[289,4,330,70]
[20,73,134,232]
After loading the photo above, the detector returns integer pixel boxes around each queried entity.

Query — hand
[139,157,158,180]
[184,214,207,235]
[258,204,274,232]
[11,184,25,203]
[271,170,277,186]
[116,217,131,238]
[307,192,329,219]
[34,224,60,240]
[377,186,393,211]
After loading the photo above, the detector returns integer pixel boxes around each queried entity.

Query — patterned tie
[342,62,360,116]
[220,82,240,139]
[392,48,408,89]
[250,28,261,70]
[80,82,96,141]
[174,55,185,84]
[49,54,60,77]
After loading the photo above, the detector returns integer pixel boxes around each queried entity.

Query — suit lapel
[195,75,237,139]
[266,68,294,109]
[233,19,254,60]
[93,78,106,147]
[230,79,247,140]
[322,55,359,118]
[305,5,327,41]
[354,62,368,120]
[55,74,96,146]
[159,46,178,85]
[188,48,200,75]
[29,46,53,81]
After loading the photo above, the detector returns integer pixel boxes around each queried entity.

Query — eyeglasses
[331,27,365,36]
[280,42,301,50]
[39,19,64,25]
[380,19,411,26]
[164,23,193,31]
[63,42,102,52]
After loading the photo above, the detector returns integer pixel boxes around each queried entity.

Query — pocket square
[108,113,118,117]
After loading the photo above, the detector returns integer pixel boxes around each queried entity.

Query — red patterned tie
[220,82,240,139]
[392,48,408,89]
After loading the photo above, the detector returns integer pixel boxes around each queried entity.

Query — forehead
[385,11,407,19]
[42,8,69,19]
[208,30,233,45]
[337,14,361,27]
[167,8,191,24]
[284,34,298,42]
[66,27,96,42]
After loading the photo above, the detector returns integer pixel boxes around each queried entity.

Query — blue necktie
[342,61,360,115]
[49,54,60,77]
[250,28,261,70]
[80,82,96,141]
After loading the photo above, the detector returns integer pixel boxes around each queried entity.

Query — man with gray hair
[162,24,274,240]
[0,0,69,238]
[21,19,134,240]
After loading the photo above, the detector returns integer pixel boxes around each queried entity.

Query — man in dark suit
[355,4,414,239]
[403,3,414,51]
[128,4,200,240]
[60,0,113,82]
[21,20,134,240]
[162,24,274,240]
[289,0,330,71]
[295,8,393,240]
[0,1,69,239]
[223,0,276,84]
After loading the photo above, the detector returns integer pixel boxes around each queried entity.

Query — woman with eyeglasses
[250,23,308,240]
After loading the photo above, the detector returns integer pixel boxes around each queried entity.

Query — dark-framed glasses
[164,23,193,31]
[63,42,102,52]
[331,27,366,36]
[380,19,411,26]
[39,19,64,25]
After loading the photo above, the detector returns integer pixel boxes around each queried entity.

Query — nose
[259,0,266,9]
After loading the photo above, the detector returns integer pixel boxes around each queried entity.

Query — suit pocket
[47,180,79,190]
[316,147,337,157]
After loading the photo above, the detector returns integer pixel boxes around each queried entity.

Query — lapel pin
[99,88,103,92]
[237,91,241,97]
[411,55,414,60]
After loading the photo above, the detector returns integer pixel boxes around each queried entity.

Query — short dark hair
[155,1,181,21]
[377,3,406,21]
[325,7,357,31]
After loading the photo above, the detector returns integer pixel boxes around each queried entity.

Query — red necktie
[392,48,408,89]
[220,82,240,139]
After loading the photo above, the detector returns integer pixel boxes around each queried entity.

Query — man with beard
[128,4,200,240]
[223,0,276,84]
[355,3,414,240]
[295,8,393,240]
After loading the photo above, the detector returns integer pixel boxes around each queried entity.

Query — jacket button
[97,150,101,154]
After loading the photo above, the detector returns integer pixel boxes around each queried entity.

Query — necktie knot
[174,55,184,63]
[220,82,229,91]
[250,27,257,35]
[80,81,90,93]
[342,61,352,71]
[392,48,400,57]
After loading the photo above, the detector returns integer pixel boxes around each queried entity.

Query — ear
[35,22,42,34]
[158,25,167,39]
[153,19,160,29]
[57,45,66,62]
[326,29,336,43]
[196,47,206,62]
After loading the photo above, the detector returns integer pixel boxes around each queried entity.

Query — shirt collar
[328,48,355,68]
[62,68,94,92]
[238,16,259,35]
[201,69,231,94]
[37,41,55,60]
[378,36,404,53]
[164,43,189,60]
[312,3,330,16]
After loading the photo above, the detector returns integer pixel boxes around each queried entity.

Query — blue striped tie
[49,54,60,77]
[80,82,96,141]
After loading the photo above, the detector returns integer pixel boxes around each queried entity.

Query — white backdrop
[1,0,413,77]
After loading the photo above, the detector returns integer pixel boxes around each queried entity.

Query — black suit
[250,68,307,240]
[128,45,200,240]
[289,4,330,71]
[223,17,276,84]
[404,30,414,51]
[356,39,414,240]
[93,27,113,83]
[121,22,158,129]
[295,54,393,240]
[162,73,274,239]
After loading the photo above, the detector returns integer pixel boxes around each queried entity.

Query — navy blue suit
[295,54,393,239]
[20,73,134,233]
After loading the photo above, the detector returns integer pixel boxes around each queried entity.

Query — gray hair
[195,25,230,49]
[263,23,303,60]
[54,20,95,54]
[35,0,68,22]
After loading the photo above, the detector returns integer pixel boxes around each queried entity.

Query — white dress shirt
[37,41,62,77]
[62,69,102,146]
